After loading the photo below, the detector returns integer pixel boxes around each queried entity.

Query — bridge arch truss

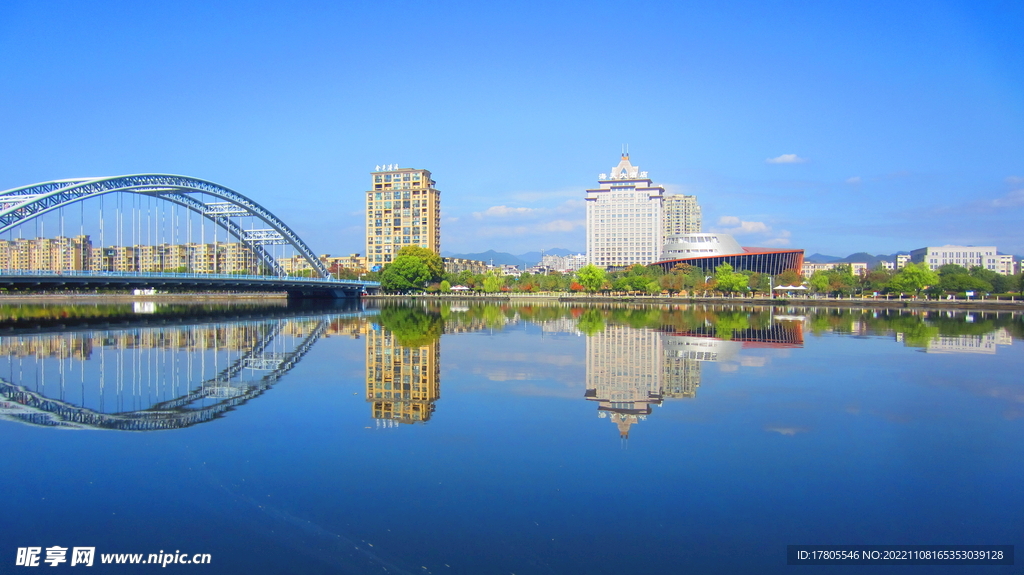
[0,174,331,278]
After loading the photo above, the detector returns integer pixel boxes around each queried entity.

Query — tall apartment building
[663,194,701,236]
[586,154,666,269]
[366,165,441,269]
[910,245,1011,274]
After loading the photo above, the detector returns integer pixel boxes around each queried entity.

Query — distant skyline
[1,0,1021,257]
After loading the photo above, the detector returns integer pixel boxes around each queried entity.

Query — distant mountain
[442,248,581,268]
[444,250,525,267]
[806,252,915,267]
[805,253,842,263]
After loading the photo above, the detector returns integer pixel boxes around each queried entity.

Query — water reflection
[366,305,496,426]
[0,303,364,430]
[1,301,1020,574]
[581,310,806,437]
[0,302,1020,435]
[366,312,441,425]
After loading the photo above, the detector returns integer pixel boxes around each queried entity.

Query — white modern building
[586,154,666,268]
[910,245,1011,274]
[661,233,743,261]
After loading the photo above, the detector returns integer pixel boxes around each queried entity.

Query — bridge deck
[0,270,380,298]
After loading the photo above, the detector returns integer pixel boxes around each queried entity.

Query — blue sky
[1,0,1022,257]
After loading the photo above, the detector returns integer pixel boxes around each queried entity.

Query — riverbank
[365,293,1024,311]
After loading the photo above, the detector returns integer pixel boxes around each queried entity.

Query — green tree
[862,268,894,293]
[938,273,991,294]
[714,263,748,294]
[576,264,606,293]
[396,245,444,282]
[379,255,430,292]
[482,272,502,293]
[776,268,802,286]
[887,262,939,295]
[747,272,770,295]
[937,263,970,276]
[440,279,451,292]
[808,270,831,294]
[827,264,857,296]
[990,273,1014,293]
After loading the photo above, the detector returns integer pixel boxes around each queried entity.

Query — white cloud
[986,189,1024,209]
[473,205,539,219]
[539,219,583,232]
[716,216,770,234]
[766,154,807,164]
[846,176,861,184]
[1006,176,1024,184]
[766,426,808,436]
[714,217,791,246]
[508,188,581,202]
[470,219,585,238]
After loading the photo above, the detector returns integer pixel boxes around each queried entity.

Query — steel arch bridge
[0,174,330,278]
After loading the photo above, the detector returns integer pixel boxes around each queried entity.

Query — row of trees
[371,247,1024,296]
[807,262,1024,297]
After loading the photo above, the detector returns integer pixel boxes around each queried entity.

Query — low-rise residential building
[443,257,489,275]
[879,255,910,271]
[539,253,588,273]
[0,236,92,271]
[997,254,1015,276]
[910,245,1010,274]
[801,261,868,277]
[278,253,367,276]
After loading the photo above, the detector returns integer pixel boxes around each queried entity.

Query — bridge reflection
[0,304,366,430]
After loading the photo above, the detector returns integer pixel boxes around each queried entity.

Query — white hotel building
[586,154,666,268]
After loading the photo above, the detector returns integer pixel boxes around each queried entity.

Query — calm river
[2,300,1022,573]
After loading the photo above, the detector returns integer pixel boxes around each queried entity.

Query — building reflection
[366,326,440,426]
[585,315,805,439]
[896,328,1014,355]
[585,325,663,438]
